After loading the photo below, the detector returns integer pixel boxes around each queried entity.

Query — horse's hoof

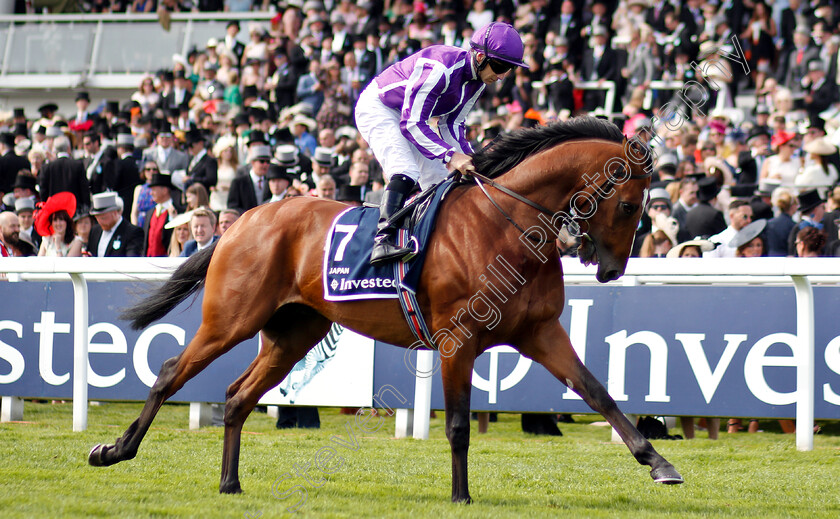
[651,465,684,484]
[451,494,472,504]
[220,481,243,494]
[88,444,108,466]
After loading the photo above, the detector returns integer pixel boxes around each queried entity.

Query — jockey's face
[476,52,512,84]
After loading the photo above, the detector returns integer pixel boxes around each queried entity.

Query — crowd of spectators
[3,0,840,263]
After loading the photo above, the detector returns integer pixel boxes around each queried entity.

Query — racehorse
[88,117,683,502]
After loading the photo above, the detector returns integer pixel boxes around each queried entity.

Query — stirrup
[400,236,420,262]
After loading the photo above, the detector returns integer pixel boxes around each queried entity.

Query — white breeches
[355,83,452,191]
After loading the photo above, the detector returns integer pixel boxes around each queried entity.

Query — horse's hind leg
[89,295,277,468]
[219,305,332,494]
[521,321,683,484]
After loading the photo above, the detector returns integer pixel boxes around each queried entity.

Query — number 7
[334,224,358,262]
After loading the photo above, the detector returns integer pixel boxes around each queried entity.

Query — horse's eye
[620,202,637,216]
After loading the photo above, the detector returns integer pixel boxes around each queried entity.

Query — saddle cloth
[322,179,456,301]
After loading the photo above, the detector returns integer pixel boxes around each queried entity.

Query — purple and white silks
[355,45,485,189]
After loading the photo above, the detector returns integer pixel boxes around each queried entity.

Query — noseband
[470,138,653,244]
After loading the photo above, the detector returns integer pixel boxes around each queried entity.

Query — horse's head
[574,137,651,283]
[471,117,652,283]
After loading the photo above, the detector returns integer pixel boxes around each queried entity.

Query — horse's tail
[121,242,218,330]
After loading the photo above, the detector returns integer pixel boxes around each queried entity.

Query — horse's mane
[472,117,625,178]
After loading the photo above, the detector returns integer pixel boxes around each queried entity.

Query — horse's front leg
[520,321,684,484]
[440,352,476,503]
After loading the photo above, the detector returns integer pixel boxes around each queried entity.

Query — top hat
[34,192,77,237]
[13,107,25,119]
[38,102,58,114]
[647,187,672,208]
[105,100,120,113]
[747,126,771,142]
[90,192,122,215]
[149,171,174,189]
[14,197,35,214]
[75,91,90,102]
[0,132,15,148]
[247,130,268,145]
[266,164,291,182]
[336,184,362,204]
[334,126,358,140]
[185,129,205,146]
[116,133,135,147]
[248,145,272,162]
[696,176,720,202]
[312,146,334,167]
[274,145,299,167]
[797,189,825,214]
[13,173,37,192]
[654,153,678,174]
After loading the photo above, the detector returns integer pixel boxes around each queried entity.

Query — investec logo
[332,277,396,292]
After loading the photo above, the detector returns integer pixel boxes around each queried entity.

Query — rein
[470,138,653,244]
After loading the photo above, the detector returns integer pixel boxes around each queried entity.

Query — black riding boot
[370,174,417,266]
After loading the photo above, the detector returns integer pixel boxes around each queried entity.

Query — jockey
[355,22,529,266]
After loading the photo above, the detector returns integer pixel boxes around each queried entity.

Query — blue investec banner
[0,282,257,402]
[374,286,840,419]
[2,282,840,418]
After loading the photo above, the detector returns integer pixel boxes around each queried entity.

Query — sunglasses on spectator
[254,158,270,164]
[144,167,159,172]
[650,203,669,210]
[487,58,514,74]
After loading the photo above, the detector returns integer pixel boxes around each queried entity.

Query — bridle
[469,138,653,245]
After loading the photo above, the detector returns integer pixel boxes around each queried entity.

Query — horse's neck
[493,153,590,217]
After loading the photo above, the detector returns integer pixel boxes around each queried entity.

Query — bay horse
[88,117,683,502]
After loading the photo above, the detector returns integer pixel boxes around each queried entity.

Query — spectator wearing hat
[69,92,99,131]
[0,132,31,196]
[335,184,362,207]
[0,211,36,257]
[39,136,90,212]
[802,59,838,121]
[268,51,299,115]
[274,143,313,188]
[14,197,40,249]
[737,127,771,187]
[781,26,818,93]
[143,171,184,257]
[310,145,336,181]
[184,130,218,194]
[580,25,618,112]
[142,126,190,174]
[731,219,767,258]
[220,20,246,64]
[787,189,826,255]
[12,172,39,204]
[705,200,755,258]
[32,102,59,137]
[94,134,141,220]
[671,178,698,243]
[685,176,727,239]
[761,130,799,189]
[266,164,292,203]
[35,192,82,257]
[180,208,219,258]
[161,70,192,113]
[228,145,271,213]
[289,114,318,157]
[296,60,325,116]
[633,187,676,256]
[796,138,839,197]
[87,192,145,257]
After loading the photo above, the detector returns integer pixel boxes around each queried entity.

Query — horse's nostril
[604,270,620,282]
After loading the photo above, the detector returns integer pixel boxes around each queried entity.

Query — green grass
[2,403,839,518]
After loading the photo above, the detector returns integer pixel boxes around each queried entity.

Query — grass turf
[1,402,839,518]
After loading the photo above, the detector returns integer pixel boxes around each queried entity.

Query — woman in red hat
[35,192,82,257]
[760,130,799,188]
